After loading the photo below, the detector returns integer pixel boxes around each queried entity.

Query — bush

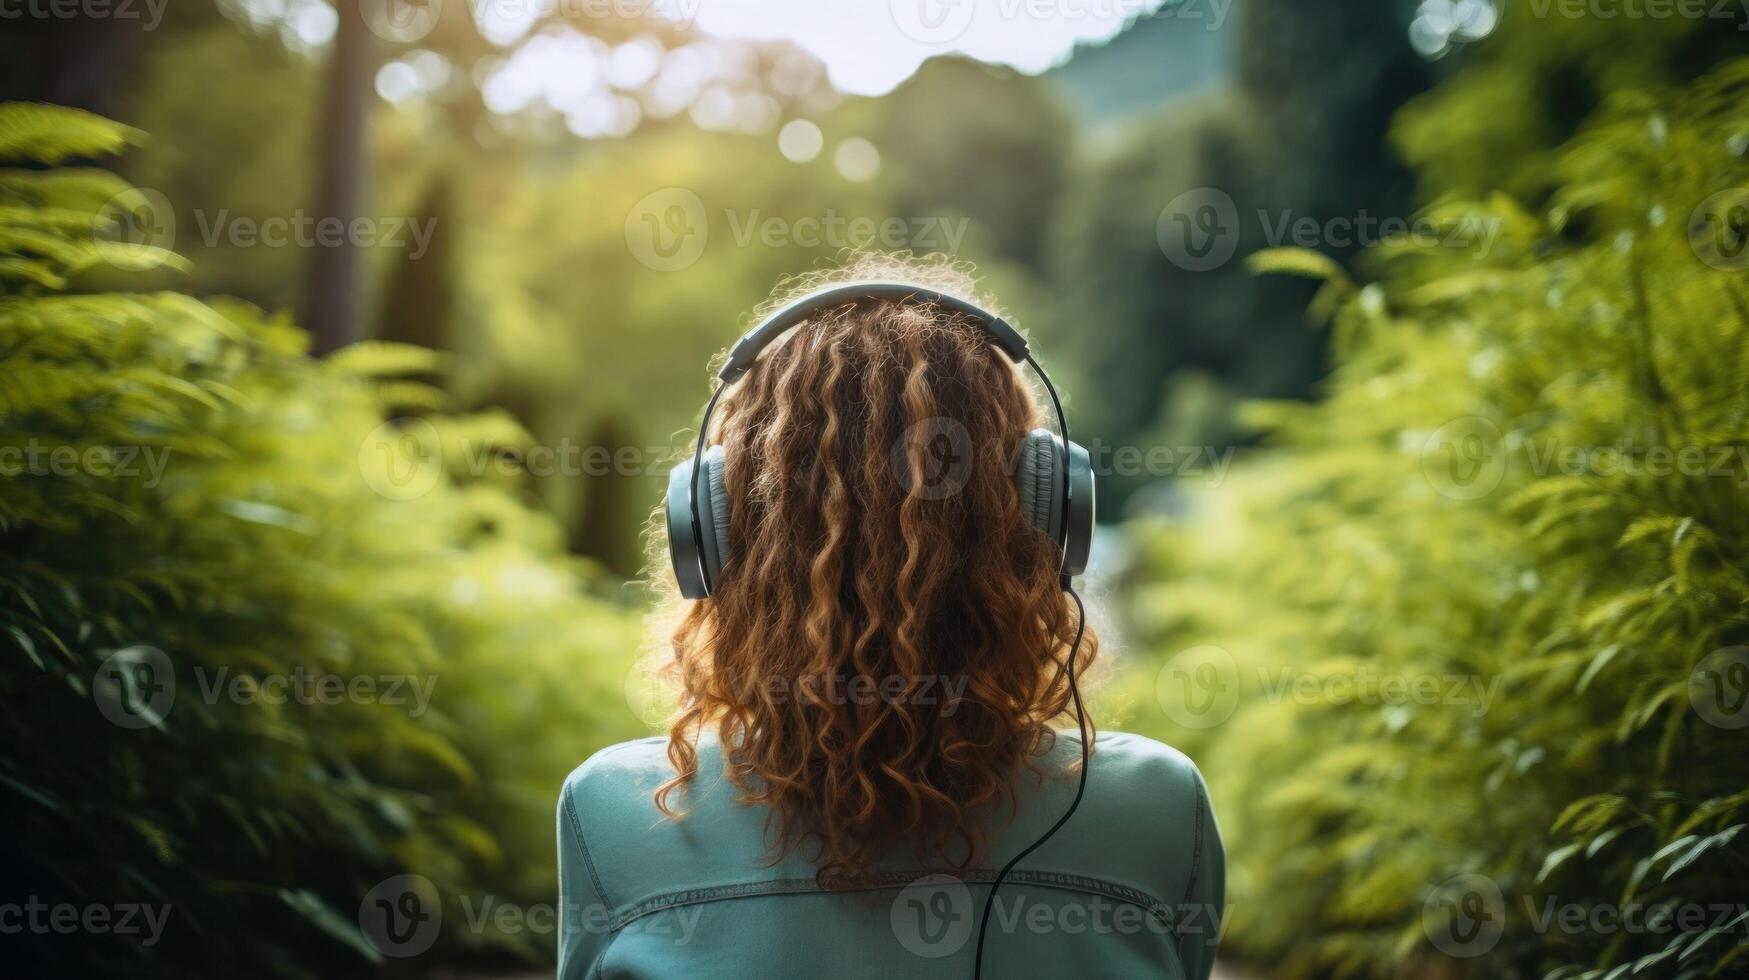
[1121,55,1749,979]
[0,104,648,977]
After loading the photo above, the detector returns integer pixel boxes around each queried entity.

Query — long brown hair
[650,256,1095,882]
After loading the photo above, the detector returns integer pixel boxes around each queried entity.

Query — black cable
[973,586,1090,980]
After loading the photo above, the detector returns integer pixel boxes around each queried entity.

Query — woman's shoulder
[563,735,671,783]
[556,730,1219,913]
[558,734,744,829]
[560,735,690,814]
[1041,730,1213,828]
[557,735,802,906]
[559,730,1209,814]
[1082,730,1211,803]
[1085,729,1202,771]
[1029,731,1218,892]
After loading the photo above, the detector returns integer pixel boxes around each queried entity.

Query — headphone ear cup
[1015,429,1063,544]
[699,445,732,588]
[664,445,733,599]
[1062,438,1095,578]
[664,456,708,599]
[1013,429,1096,580]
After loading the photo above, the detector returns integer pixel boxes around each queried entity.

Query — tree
[297,0,375,352]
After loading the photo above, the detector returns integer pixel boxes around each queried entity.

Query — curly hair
[649,256,1095,883]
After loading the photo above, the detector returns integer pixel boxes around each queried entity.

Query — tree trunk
[373,173,454,356]
[0,15,136,118]
[299,0,375,354]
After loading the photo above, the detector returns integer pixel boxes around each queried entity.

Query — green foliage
[1042,88,1329,514]
[1047,90,1259,425]
[869,58,1073,270]
[0,105,648,977]
[0,137,186,290]
[115,22,320,308]
[1392,0,1746,203]
[1043,0,1434,515]
[0,102,140,164]
[451,112,1049,560]
[1121,54,1749,980]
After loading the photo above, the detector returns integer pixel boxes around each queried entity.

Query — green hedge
[0,104,648,977]
[1122,54,1749,979]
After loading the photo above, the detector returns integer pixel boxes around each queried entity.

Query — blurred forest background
[3,0,1748,977]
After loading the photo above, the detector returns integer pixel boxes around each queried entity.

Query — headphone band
[716,282,1030,383]
[688,281,1074,594]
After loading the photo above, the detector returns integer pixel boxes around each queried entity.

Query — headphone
[662,282,1094,979]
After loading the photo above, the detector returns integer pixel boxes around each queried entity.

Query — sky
[348,0,1182,136]
[676,0,1170,95]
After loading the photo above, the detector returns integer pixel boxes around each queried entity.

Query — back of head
[651,257,1095,883]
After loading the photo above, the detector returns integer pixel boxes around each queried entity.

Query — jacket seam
[605,869,1177,933]
[564,788,612,910]
[1177,772,1206,935]
[587,931,619,980]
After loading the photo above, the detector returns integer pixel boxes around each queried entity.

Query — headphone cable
[972,585,1089,980]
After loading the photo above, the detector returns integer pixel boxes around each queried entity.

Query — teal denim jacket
[556,731,1224,979]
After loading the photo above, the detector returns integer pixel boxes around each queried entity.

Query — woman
[557,260,1223,979]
